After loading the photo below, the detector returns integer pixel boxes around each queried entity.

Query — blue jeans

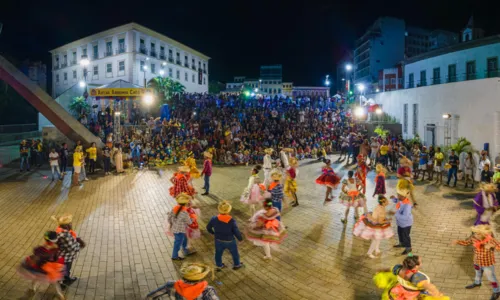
[204,175,210,193]
[215,239,240,267]
[20,156,30,171]
[273,201,282,221]
[474,264,500,292]
[172,233,188,259]
[104,157,111,172]
[447,168,458,185]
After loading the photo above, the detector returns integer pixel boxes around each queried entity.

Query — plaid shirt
[172,174,194,197]
[269,182,284,203]
[57,230,80,263]
[456,236,500,266]
[171,210,192,234]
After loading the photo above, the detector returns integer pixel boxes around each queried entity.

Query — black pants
[397,226,412,250]
[89,159,96,173]
[61,157,67,172]
[64,261,73,278]
[104,157,111,172]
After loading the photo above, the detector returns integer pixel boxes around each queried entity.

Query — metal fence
[406,71,500,89]
[0,123,37,134]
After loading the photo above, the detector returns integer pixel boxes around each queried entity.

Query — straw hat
[282,148,294,153]
[180,263,212,281]
[399,156,411,166]
[495,164,500,170]
[203,151,213,159]
[176,193,192,205]
[375,164,387,174]
[51,214,73,225]
[218,200,232,214]
[481,183,497,193]
[471,224,493,236]
[396,187,410,197]
[289,157,298,167]
[178,166,191,173]
[271,170,282,180]
[264,148,274,155]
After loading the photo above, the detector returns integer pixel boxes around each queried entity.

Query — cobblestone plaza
[0,157,495,299]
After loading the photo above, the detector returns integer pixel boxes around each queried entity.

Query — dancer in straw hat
[315,159,341,203]
[268,169,284,220]
[168,193,197,261]
[201,151,213,196]
[146,262,219,299]
[390,188,414,255]
[240,165,266,216]
[373,255,447,299]
[373,164,387,198]
[246,199,287,260]
[51,214,85,286]
[170,166,195,198]
[339,170,366,223]
[206,200,244,271]
[184,151,201,181]
[353,195,394,258]
[397,156,417,206]
[453,225,500,300]
[473,183,499,225]
[17,231,66,300]
[263,148,274,186]
[284,157,299,207]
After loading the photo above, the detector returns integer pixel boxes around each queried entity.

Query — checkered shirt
[269,183,284,203]
[456,236,500,266]
[56,230,80,263]
[171,210,192,234]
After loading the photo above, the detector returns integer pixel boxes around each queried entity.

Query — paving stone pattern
[0,156,496,299]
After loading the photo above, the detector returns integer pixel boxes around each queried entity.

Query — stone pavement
[0,156,495,300]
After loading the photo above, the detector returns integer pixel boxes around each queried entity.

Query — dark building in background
[20,60,47,92]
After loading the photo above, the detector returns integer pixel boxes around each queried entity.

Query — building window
[150,42,156,57]
[82,48,87,56]
[140,61,145,71]
[412,103,418,135]
[106,41,112,56]
[466,61,476,80]
[118,38,125,53]
[391,78,396,85]
[448,64,457,82]
[93,65,98,75]
[63,72,67,81]
[419,70,426,86]
[385,78,389,85]
[184,55,188,66]
[192,58,195,69]
[72,52,77,64]
[176,52,180,64]
[119,61,125,71]
[185,72,188,81]
[168,49,173,62]
[106,63,112,73]
[192,74,195,83]
[176,70,180,79]
[151,64,156,74]
[93,45,98,59]
[487,57,498,78]
[56,74,59,83]
[278,88,281,94]
[403,104,408,134]
[169,68,173,77]
[203,77,206,85]
[408,73,414,88]
[63,55,67,65]
[432,68,441,85]
[72,70,77,79]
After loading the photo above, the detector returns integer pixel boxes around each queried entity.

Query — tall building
[20,60,47,92]
[259,65,283,95]
[50,22,210,98]
[260,65,282,80]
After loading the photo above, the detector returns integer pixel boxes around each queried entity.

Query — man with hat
[473,183,499,225]
[391,188,413,255]
[19,139,30,172]
[52,214,85,286]
[263,148,274,186]
[201,151,213,196]
[453,225,500,300]
[146,262,219,300]
[206,200,244,271]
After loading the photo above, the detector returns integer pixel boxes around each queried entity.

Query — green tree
[68,96,90,118]
[148,76,186,106]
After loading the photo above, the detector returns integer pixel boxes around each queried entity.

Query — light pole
[142,65,148,87]
[357,83,365,106]
[345,63,353,95]
[324,75,331,86]
[79,55,90,102]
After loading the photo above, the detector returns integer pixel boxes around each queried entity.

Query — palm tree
[148,76,185,106]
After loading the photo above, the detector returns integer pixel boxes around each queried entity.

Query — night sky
[0,0,495,88]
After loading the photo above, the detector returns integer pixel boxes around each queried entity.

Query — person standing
[72,146,83,186]
[477,151,491,182]
[453,225,500,300]
[473,183,499,225]
[49,148,62,181]
[433,147,445,185]
[315,159,341,203]
[369,137,380,167]
[115,144,124,173]
[169,166,195,198]
[86,142,97,174]
[59,143,69,174]
[168,193,196,261]
[464,152,476,188]
[19,140,30,172]
[268,170,284,220]
[103,144,111,175]
[392,188,413,255]
[206,201,244,271]
[201,151,212,196]
[263,148,274,186]
[446,150,459,187]
[36,139,43,167]
[373,164,387,198]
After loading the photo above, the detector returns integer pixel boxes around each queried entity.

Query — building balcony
[168,57,174,63]
[192,65,196,71]
[150,50,157,58]
[104,51,113,57]
[176,60,182,65]
[159,51,166,60]
[405,71,500,89]
[139,47,148,55]
[60,63,68,68]
[431,77,441,85]
[184,62,189,68]
[116,46,126,54]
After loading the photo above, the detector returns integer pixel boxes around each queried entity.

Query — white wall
[373,78,500,155]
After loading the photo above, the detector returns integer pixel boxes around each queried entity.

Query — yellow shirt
[380,145,389,155]
[73,152,82,166]
[434,152,444,166]
[86,147,97,160]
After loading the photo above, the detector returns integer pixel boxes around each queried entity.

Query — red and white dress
[340,178,366,207]
[315,166,341,188]
[240,174,266,204]
[245,208,287,248]
[353,206,394,240]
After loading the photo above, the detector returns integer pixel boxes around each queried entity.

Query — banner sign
[90,88,153,97]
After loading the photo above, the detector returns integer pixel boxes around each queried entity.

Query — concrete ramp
[0,55,103,147]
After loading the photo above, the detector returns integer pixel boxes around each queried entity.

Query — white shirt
[49,152,59,166]
[263,154,272,169]
[280,151,289,169]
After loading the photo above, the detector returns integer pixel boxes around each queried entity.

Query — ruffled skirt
[353,215,394,240]
[17,260,65,284]
[240,184,264,205]
[245,226,287,245]
[315,173,341,188]
[340,190,365,207]
[373,272,450,300]
[284,178,297,195]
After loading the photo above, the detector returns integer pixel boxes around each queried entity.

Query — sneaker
[465,283,481,289]
[84,178,89,181]
[393,244,404,248]
[171,257,184,261]
[401,248,412,255]
[367,254,376,259]
[216,264,226,272]
[291,202,299,207]
[233,263,244,270]
[201,192,209,196]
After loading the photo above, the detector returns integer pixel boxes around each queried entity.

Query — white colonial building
[50,22,210,98]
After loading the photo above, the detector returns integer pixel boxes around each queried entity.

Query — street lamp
[345,64,353,71]
[357,83,365,92]
[345,63,353,95]
[162,62,167,66]
[143,93,154,106]
[325,75,331,86]
[375,107,383,115]
[159,69,165,76]
[142,64,148,87]
[254,88,258,93]
[79,80,86,88]
[375,88,380,92]
[354,106,365,118]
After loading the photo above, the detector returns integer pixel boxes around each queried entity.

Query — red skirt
[315,173,341,188]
